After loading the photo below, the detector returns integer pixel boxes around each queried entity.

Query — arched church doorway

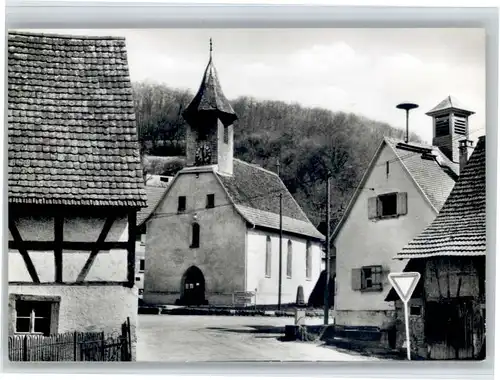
[180,266,206,305]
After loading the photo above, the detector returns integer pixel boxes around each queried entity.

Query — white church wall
[143,170,247,306]
[246,228,322,305]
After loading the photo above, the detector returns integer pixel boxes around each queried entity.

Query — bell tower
[426,95,475,163]
[182,39,238,176]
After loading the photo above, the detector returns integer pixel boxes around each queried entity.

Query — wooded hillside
[133,82,419,232]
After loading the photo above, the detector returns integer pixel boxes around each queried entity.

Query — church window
[206,194,215,209]
[265,236,272,277]
[223,125,229,144]
[178,196,186,213]
[287,240,293,278]
[191,223,200,248]
[306,241,312,280]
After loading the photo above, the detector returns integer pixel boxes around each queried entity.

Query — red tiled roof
[8,32,147,207]
[396,136,486,259]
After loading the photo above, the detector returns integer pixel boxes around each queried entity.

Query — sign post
[387,272,421,361]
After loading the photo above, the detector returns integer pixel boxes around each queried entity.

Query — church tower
[426,95,475,163]
[182,39,238,176]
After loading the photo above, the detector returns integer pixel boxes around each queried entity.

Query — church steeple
[182,39,237,175]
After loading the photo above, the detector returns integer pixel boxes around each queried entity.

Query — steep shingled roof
[182,56,237,128]
[8,31,147,207]
[396,136,486,259]
[137,186,169,227]
[217,159,324,240]
[385,138,458,211]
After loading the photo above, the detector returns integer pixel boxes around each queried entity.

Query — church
[143,43,324,306]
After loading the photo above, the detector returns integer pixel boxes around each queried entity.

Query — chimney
[459,139,474,173]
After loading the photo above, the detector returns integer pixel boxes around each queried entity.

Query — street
[137,314,377,362]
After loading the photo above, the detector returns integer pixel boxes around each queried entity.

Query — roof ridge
[233,158,280,177]
[8,31,126,40]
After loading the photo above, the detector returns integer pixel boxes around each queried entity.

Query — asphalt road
[136,314,376,362]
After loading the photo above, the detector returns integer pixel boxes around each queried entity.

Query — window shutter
[351,268,362,291]
[367,197,378,219]
[397,192,408,216]
[49,302,60,335]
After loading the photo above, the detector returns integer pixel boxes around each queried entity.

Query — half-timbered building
[387,136,486,360]
[7,32,146,358]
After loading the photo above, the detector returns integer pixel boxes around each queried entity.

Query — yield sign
[388,272,421,303]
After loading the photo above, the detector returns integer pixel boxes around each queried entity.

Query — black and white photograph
[6,27,486,362]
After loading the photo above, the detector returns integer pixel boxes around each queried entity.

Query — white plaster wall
[246,229,322,305]
[143,171,247,305]
[334,144,438,326]
[217,119,234,176]
[8,284,138,358]
[9,215,129,283]
[135,240,145,291]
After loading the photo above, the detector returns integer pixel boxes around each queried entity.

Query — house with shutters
[7,31,146,358]
[331,96,476,334]
[143,45,324,306]
[386,135,485,360]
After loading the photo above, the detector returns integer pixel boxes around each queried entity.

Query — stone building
[387,136,486,360]
[143,46,324,306]
[331,96,476,332]
[7,31,146,358]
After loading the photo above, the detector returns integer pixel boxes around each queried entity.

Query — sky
[26,28,485,143]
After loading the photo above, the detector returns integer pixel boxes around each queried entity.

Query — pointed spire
[182,39,238,128]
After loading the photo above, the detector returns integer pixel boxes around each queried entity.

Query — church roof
[331,137,458,241]
[217,159,324,240]
[7,31,147,208]
[182,56,237,128]
[396,136,486,259]
[137,185,169,227]
[426,95,475,116]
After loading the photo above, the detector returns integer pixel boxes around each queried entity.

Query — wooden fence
[9,318,132,362]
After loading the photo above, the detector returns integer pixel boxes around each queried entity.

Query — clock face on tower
[195,142,212,165]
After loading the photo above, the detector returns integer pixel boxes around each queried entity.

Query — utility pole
[323,172,331,325]
[277,159,283,311]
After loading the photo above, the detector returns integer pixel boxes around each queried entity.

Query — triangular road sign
[388,272,421,303]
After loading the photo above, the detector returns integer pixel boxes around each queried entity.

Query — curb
[138,306,327,318]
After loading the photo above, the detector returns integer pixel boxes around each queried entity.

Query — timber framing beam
[54,215,64,283]
[8,219,40,283]
[76,216,117,283]
[127,211,137,288]
[8,241,130,251]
